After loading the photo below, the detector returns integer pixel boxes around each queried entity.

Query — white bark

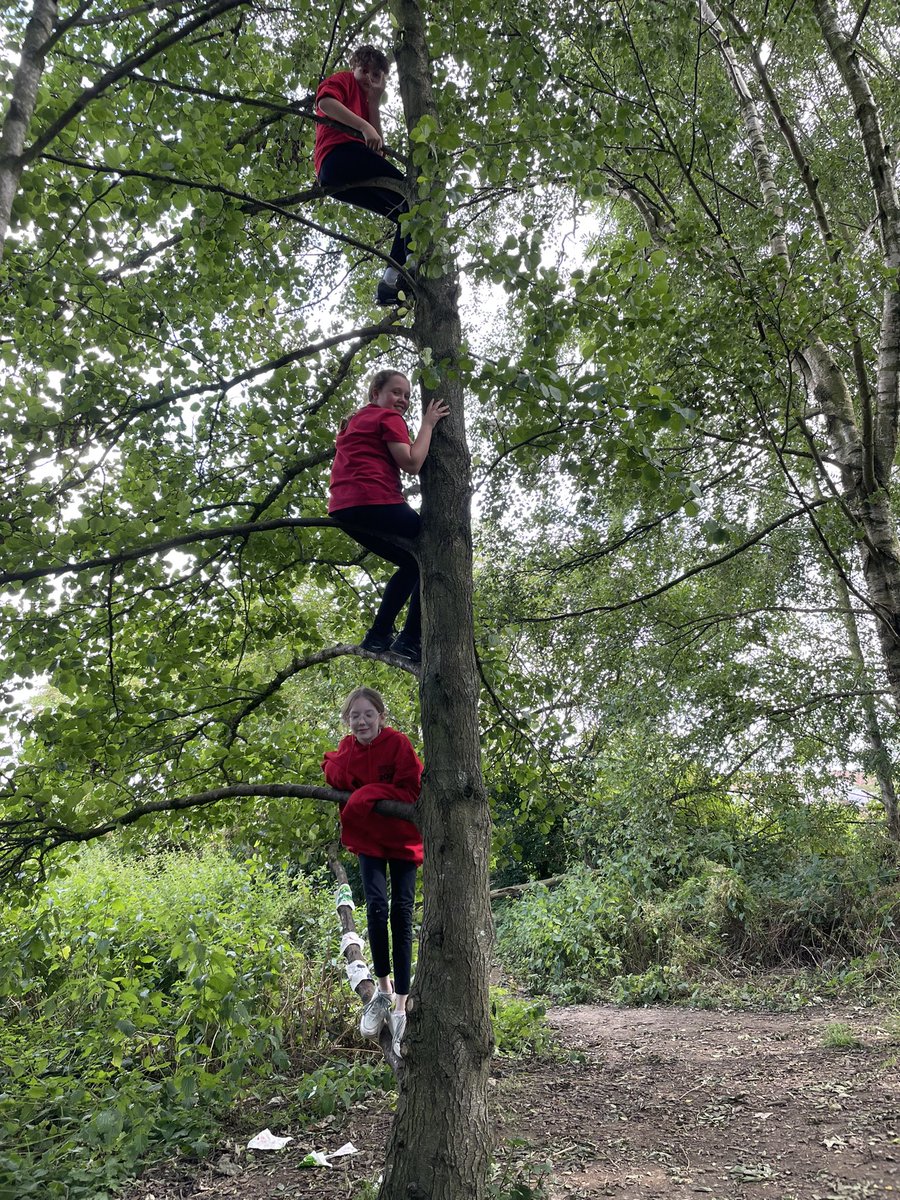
[812,0,900,486]
[699,0,789,265]
[699,3,900,832]
[0,0,58,255]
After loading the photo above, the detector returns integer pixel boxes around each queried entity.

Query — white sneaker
[389,1010,407,1057]
[359,990,393,1039]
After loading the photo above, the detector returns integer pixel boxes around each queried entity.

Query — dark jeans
[358,853,418,993]
[331,503,421,639]
[318,144,409,267]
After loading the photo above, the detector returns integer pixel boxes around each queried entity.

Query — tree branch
[0,517,340,585]
[39,152,408,268]
[23,0,251,167]
[0,782,419,880]
[515,498,830,622]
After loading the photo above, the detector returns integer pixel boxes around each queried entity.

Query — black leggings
[318,144,409,267]
[332,503,421,639]
[359,854,418,993]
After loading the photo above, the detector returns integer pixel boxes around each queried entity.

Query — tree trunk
[700,2,900,840]
[379,1,494,1196]
[0,0,58,255]
[823,533,900,844]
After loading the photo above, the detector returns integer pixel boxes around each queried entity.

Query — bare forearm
[367,93,384,137]
[388,401,449,474]
[318,95,367,134]
[407,425,436,474]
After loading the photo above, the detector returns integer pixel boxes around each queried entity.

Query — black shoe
[375,275,415,307]
[390,632,421,663]
[361,629,393,653]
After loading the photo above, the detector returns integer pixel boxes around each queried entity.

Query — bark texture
[0,0,58,255]
[831,564,900,844]
[379,0,494,1195]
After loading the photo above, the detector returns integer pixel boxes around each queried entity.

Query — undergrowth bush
[496,813,900,1006]
[0,846,344,1200]
[490,988,553,1057]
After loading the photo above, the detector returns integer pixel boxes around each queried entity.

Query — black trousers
[359,853,418,993]
[332,503,421,639]
[318,144,409,266]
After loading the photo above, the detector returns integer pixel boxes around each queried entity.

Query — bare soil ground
[123,1002,898,1199]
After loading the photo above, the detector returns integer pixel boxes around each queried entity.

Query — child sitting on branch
[314,45,412,306]
[322,686,423,1057]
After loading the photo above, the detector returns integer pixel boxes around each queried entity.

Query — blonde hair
[340,686,387,724]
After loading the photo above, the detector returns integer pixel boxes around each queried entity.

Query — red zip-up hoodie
[322,726,424,864]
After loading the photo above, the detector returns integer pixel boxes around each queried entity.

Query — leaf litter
[121,1002,898,1199]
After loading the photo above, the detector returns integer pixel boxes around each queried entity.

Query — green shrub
[821,1021,863,1049]
[495,827,900,1005]
[294,1059,394,1118]
[494,866,645,1002]
[490,988,553,1057]
[0,846,336,1200]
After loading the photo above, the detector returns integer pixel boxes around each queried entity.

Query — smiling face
[347,697,386,745]
[371,373,411,416]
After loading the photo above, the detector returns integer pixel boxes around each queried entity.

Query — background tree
[3,0,900,1197]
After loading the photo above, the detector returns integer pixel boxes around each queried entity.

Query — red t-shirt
[328,404,410,512]
[314,70,370,175]
[322,726,424,864]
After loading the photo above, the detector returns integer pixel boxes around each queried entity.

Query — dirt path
[124,1003,898,1199]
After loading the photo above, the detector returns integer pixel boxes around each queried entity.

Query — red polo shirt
[328,404,410,512]
[314,70,370,175]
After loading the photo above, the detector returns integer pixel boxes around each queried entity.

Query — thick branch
[40,152,408,269]
[0,517,339,585]
[1,781,419,880]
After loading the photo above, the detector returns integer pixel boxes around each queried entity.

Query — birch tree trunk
[378,0,494,1195]
[0,0,58,255]
[701,2,900,839]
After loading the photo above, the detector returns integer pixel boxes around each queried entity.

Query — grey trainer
[389,1010,407,1057]
[359,989,393,1039]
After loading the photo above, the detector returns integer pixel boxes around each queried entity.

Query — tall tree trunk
[701,2,900,838]
[830,560,900,844]
[0,0,58,255]
[379,1,494,1197]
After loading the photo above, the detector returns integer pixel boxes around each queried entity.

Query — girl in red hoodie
[322,686,423,1056]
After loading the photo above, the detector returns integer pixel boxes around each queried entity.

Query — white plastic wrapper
[340,931,364,952]
[300,1151,332,1168]
[299,1143,359,1169]
[247,1128,294,1151]
[345,958,372,988]
[329,1142,359,1158]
